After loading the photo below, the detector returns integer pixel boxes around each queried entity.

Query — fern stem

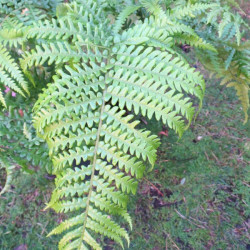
[78,63,109,249]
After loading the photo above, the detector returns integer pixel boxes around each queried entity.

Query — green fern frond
[165,22,197,36]
[0,28,25,48]
[225,48,235,70]
[0,44,29,106]
[218,12,232,38]
[31,45,201,250]
[21,42,87,69]
[174,33,216,51]
[117,19,172,48]
[171,3,218,19]
[140,0,170,25]
[0,19,26,47]
[206,5,245,45]
[0,45,28,93]
[26,18,85,42]
[206,7,221,24]
[19,0,205,248]
[113,5,141,34]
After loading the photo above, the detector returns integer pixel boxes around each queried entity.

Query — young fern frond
[22,1,205,248]
[113,5,141,34]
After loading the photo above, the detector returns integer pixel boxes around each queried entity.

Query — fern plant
[0,0,56,194]
[19,0,207,248]
[1,0,248,248]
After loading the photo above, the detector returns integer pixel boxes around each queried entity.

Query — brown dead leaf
[14,244,27,250]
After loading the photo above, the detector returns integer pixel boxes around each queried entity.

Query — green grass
[0,81,249,249]
[0,168,62,249]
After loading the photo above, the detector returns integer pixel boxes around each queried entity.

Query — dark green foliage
[0,0,58,196]
[0,108,52,171]
[0,107,52,195]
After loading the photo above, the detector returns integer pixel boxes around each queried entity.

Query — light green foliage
[0,10,30,108]
[20,0,206,248]
[0,0,248,249]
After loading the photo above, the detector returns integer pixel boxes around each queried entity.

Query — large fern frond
[22,1,205,248]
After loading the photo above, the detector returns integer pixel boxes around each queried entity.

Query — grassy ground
[0,80,249,249]
[126,81,250,250]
